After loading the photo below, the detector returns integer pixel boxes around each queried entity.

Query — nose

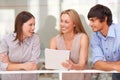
[89,21,93,27]
[31,25,35,31]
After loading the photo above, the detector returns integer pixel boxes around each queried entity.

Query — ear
[105,16,107,21]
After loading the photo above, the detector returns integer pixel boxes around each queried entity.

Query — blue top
[91,23,120,64]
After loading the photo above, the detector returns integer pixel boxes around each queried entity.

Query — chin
[92,29,97,32]
[62,31,67,34]
[28,34,33,37]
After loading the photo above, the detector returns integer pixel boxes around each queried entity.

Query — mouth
[29,31,34,35]
[61,26,67,30]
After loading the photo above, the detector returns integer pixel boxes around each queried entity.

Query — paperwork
[45,48,70,70]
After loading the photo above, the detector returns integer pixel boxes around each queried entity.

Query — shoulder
[50,36,57,43]
[31,33,40,41]
[79,33,89,44]
[79,33,89,40]
[32,33,40,38]
[2,33,15,41]
[91,32,100,40]
[110,23,120,37]
[49,35,59,49]
[111,23,120,30]
[50,34,61,42]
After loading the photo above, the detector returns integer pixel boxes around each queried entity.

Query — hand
[0,53,10,63]
[112,64,120,72]
[22,62,38,70]
[61,60,74,70]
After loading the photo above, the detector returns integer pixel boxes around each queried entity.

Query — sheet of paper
[45,48,70,70]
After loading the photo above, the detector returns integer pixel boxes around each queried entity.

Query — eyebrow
[89,17,98,21]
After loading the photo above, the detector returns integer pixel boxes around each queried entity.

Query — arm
[26,34,40,70]
[94,60,120,72]
[62,33,89,70]
[91,33,120,72]
[0,34,40,71]
[0,53,38,71]
[7,62,37,71]
[49,37,57,49]
[76,33,89,69]
[0,37,9,71]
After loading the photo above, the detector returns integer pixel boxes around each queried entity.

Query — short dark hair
[14,11,35,44]
[87,4,113,26]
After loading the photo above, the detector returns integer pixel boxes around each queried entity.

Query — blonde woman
[50,9,90,80]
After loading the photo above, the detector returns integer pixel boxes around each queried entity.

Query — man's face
[88,17,105,32]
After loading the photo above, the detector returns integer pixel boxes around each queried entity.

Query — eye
[29,23,35,26]
[65,20,69,23]
[29,23,32,26]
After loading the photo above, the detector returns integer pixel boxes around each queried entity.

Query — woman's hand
[0,53,10,64]
[62,60,74,70]
[22,62,38,70]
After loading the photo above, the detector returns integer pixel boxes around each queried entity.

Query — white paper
[45,48,70,70]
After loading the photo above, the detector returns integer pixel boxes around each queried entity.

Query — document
[45,48,70,70]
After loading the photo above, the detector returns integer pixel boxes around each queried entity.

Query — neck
[63,32,75,41]
[100,24,109,37]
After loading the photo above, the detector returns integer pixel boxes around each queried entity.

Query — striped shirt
[0,33,40,80]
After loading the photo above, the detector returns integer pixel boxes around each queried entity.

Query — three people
[50,9,89,80]
[88,4,120,80]
[0,3,119,80]
[0,11,40,80]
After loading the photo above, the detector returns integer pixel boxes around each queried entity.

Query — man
[87,4,120,80]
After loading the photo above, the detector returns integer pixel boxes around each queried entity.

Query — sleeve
[28,34,40,64]
[91,33,106,64]
[0,37,9,71]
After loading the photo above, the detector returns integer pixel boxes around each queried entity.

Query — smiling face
[89,17,105,32]
[22,17,35,39]
[60,14,75,34]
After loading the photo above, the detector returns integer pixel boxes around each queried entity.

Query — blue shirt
[91,24,120,64]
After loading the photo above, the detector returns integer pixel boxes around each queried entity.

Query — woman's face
[60,14,75,34]
[22,17,35,38]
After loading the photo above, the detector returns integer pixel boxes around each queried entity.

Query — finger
[67,60,74,65]
[4,54,8,57]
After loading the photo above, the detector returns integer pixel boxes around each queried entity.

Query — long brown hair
[60,9,86,35]
[14,11,34,44]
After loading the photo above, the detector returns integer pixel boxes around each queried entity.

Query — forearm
[94,61,120,71]
[72,63,86,70]
[6,62,38,71]
[6,63,24,71]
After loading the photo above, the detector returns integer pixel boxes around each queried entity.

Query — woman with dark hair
[0,11,40,80]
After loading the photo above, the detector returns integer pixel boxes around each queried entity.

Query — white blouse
[0,33,40,80]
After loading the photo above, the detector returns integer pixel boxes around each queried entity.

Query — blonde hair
[60,9,86,35]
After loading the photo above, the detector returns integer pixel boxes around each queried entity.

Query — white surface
[0,70,118,74]
[45,48,70,70]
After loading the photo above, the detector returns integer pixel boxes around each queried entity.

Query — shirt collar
[23,37,31,45]
[107,24,115,38]
[97,24,115,39]
[13,33,31,46]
